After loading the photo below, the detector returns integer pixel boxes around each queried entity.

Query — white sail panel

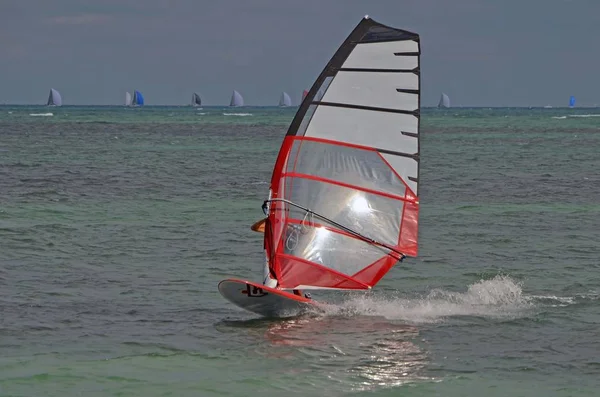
[283,177,404,246]
[279,223,386,277]
[319,71,418,111]
[304,107,418,152]
[285,139,407,197]
[380,154,418,194]
[342,41,419,70]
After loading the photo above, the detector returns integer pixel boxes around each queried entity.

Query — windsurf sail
[125,92,132,106]
[279,92,292,107]
[132,90,144,106]
[47,89,62,106]
[569,95,576,108]
[192,92,202,107]
[230,90,244,107]
[262,16,421,290]
[438,93,450,108]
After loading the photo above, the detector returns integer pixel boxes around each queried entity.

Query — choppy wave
[313,276,599,324]
[317,276,532,324]
[222,113,252,116]
[552,114,600,119]
[29,113,53,117]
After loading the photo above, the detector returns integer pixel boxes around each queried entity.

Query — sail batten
[264,17,420,290]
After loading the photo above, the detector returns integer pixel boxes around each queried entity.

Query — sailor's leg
[262,251,278,288]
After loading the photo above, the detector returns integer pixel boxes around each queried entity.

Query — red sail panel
[265,136,419,290]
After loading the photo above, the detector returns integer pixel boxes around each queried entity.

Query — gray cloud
[1,0,599,106]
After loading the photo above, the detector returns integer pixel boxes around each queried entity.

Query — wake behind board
[218,279,320,318]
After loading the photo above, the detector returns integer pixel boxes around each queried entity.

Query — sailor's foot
[263,276,278,289]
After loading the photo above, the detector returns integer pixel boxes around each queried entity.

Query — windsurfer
[260,199,311,299]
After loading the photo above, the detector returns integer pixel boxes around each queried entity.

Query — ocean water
[1,106,599,396]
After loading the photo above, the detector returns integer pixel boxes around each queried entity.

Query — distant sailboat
[302,89,309,101]
[125,92,132,106]
[47,88,62,106]
[438,93,450,108]
[230,90,244,107]
[192,92,202,107]
[132,90,144,106]
[569,95,576,108]
[279,92,292,107]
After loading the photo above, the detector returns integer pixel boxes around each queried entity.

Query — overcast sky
[1,0,599,106]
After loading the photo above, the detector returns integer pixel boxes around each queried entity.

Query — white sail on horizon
[279,91,292,107]
[47,88,62,106]
[230,90,244,107]
[438,93,450,108]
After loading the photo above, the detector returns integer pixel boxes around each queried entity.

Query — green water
[1,106,599,396]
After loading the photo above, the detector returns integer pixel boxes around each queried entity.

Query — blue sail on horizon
[133,90,144,106]
[569,95,575,108]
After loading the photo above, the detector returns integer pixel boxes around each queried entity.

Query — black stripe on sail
[408,176,419,183]
[359,25,419,44]
[339,68,417,73]
[377,148,420,161]
[396,88,419,95]
[314,101,418,117]
[394,52,420,56]
[401,131,419,138]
